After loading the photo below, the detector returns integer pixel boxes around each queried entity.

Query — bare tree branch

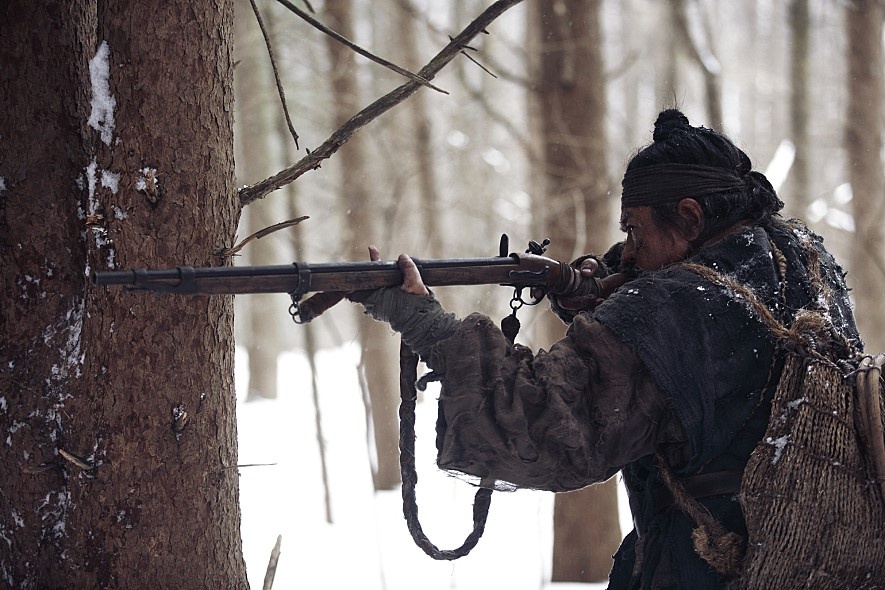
[239,0,525,208]
[273,0,447,94]
[249,0,300,150]
[396,0,533,87]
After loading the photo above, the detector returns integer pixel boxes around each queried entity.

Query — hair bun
[653,109,691,142]
[746,170,785,216]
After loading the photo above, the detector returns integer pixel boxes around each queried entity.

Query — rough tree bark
[529,0,621,583]
[845,0,885,353]
[0,1,247,588]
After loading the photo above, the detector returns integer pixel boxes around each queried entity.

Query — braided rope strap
[398,342,492,560]
[655,455,745,577]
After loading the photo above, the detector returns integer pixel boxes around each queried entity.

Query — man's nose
[622,235,637,265]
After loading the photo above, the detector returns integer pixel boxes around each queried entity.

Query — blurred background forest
[228,0,884,587]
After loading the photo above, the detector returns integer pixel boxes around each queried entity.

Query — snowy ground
[236,344,632,590]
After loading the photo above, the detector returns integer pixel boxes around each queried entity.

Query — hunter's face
[620,206,692,271]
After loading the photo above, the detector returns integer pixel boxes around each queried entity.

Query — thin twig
[460,50,498,78]
[218,216,309,258]
[447,34,498,78]
[240,0,526,207]
[58,448,94,470]
[250,0,300,150]
[273,0,447,94]
[400,0,531,86]
[219,462,279,470]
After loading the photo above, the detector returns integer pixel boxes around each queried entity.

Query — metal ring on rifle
[288,300,303,324]
[510,288,525,311]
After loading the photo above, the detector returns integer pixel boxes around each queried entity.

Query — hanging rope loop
[398,342,492,560]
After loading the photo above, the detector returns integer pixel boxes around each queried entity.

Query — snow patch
[84,160,98,216]
[766,435,790,464]
[100,170,120,194]
[787,397,806,410]
[87,41,116,145]
[236,345,626,590]
[83,160,118,268]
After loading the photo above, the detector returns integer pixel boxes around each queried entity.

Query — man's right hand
[555,257,606,311]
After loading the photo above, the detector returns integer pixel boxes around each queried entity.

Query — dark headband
[621,163,745,207]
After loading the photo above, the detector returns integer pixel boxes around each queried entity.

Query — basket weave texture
[737,344,885,590]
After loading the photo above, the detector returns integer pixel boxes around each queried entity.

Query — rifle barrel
[91,256,528,296]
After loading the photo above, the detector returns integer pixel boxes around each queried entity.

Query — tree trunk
[656,1,681,111]
[787,0,811,218]
[266,4,334,525]
[233,0,285,401]
[553,479,623,581]
[530,0,621,582]
[324,2,401,491]
[0,1,247,588]
[671,0,723,129]
[846,0,885,354]
[398,1,444,259]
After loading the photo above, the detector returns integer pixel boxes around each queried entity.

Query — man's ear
[676,198,704,242]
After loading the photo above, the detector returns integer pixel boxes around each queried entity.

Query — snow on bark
[87,41,116,146]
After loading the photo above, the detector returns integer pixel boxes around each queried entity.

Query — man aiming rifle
[346,109,871,589]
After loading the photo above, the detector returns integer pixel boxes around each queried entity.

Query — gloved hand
[547,255,610,323]
[547,242,636,323]
[347,246,460,360]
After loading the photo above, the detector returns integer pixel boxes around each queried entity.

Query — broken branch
[218,216,310,259]
[239,0,525,207]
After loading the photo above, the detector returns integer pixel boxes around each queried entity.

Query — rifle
[91,235,630,560]
[92,236,627,323]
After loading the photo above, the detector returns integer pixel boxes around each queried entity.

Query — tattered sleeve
[425,312,683,492]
